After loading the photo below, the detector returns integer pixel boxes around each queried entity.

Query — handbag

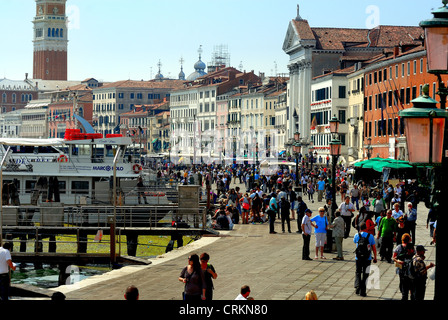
[242,202,250,210]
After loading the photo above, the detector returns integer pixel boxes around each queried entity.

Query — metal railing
[1,205,207,229]
[2,205,208,258]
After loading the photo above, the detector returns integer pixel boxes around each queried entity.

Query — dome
[187,58,207,81]
[179,70,185,80]
[187,70,207,81]
[194,59,206,71]
[187,45,207,81]
[178,65,185,80]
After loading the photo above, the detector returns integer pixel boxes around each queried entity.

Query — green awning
[353,157,382,168]
[152,138,158,143]
[354,158,413,172]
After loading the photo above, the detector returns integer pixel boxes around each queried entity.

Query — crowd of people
[119,161,437,301]
[181,161,436,300]
[1,160,436,301]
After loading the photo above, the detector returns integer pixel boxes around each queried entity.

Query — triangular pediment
[283,22,301,53]
[283,19,316,54]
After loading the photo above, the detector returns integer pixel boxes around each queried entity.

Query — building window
[338,86,346,99]
[338,110,346,124]
[406,88,411,104]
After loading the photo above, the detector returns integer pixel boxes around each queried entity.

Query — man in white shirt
[392,203,403,220]
[301,209,313,260]
[235,285,251,300]
[0,242,17,301]
[339,196,355,238]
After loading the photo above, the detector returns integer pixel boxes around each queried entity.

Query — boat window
[71,181,89,194]
[71,144,90,156]
[25,180,36,193]
[57,181,66,194]
[105,145,117,157]
[93,144,105,158]
[10,146,60,154]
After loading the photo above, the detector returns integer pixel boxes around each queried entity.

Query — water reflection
[11,263,111,289]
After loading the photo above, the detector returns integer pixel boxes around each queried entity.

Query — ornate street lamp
[420,0,448,109]
[329,116,341,213]
[329,115,340,135]
[400,85,448,301]
[293,132,302,187]
[402,1,448,300]
[400,86,447,164]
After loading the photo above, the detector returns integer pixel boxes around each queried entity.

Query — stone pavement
[51,186,436,301]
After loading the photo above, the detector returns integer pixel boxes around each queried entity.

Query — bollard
[126,232,138,257]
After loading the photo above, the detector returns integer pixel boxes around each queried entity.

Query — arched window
[55,29,59,37]
[2,93,7,103]
[52,28,55,37]
[48,28,51,37]
[60,28,63,37]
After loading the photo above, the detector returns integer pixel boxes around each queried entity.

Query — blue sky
[0,0,443,82]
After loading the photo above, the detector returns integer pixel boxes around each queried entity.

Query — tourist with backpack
[353,223,377,297]
[393,233,415,300]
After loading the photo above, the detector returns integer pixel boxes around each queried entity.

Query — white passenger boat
[0,130,169,206]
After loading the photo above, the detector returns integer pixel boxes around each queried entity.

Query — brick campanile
[33,0,68,80]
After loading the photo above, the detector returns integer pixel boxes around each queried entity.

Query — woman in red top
[365,212,376,235]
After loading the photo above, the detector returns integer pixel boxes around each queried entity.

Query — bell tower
[32,0,68,80]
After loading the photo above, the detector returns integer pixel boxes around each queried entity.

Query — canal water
[11,263,112,289]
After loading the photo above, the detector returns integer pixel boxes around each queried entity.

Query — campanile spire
[32,0,68,80]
